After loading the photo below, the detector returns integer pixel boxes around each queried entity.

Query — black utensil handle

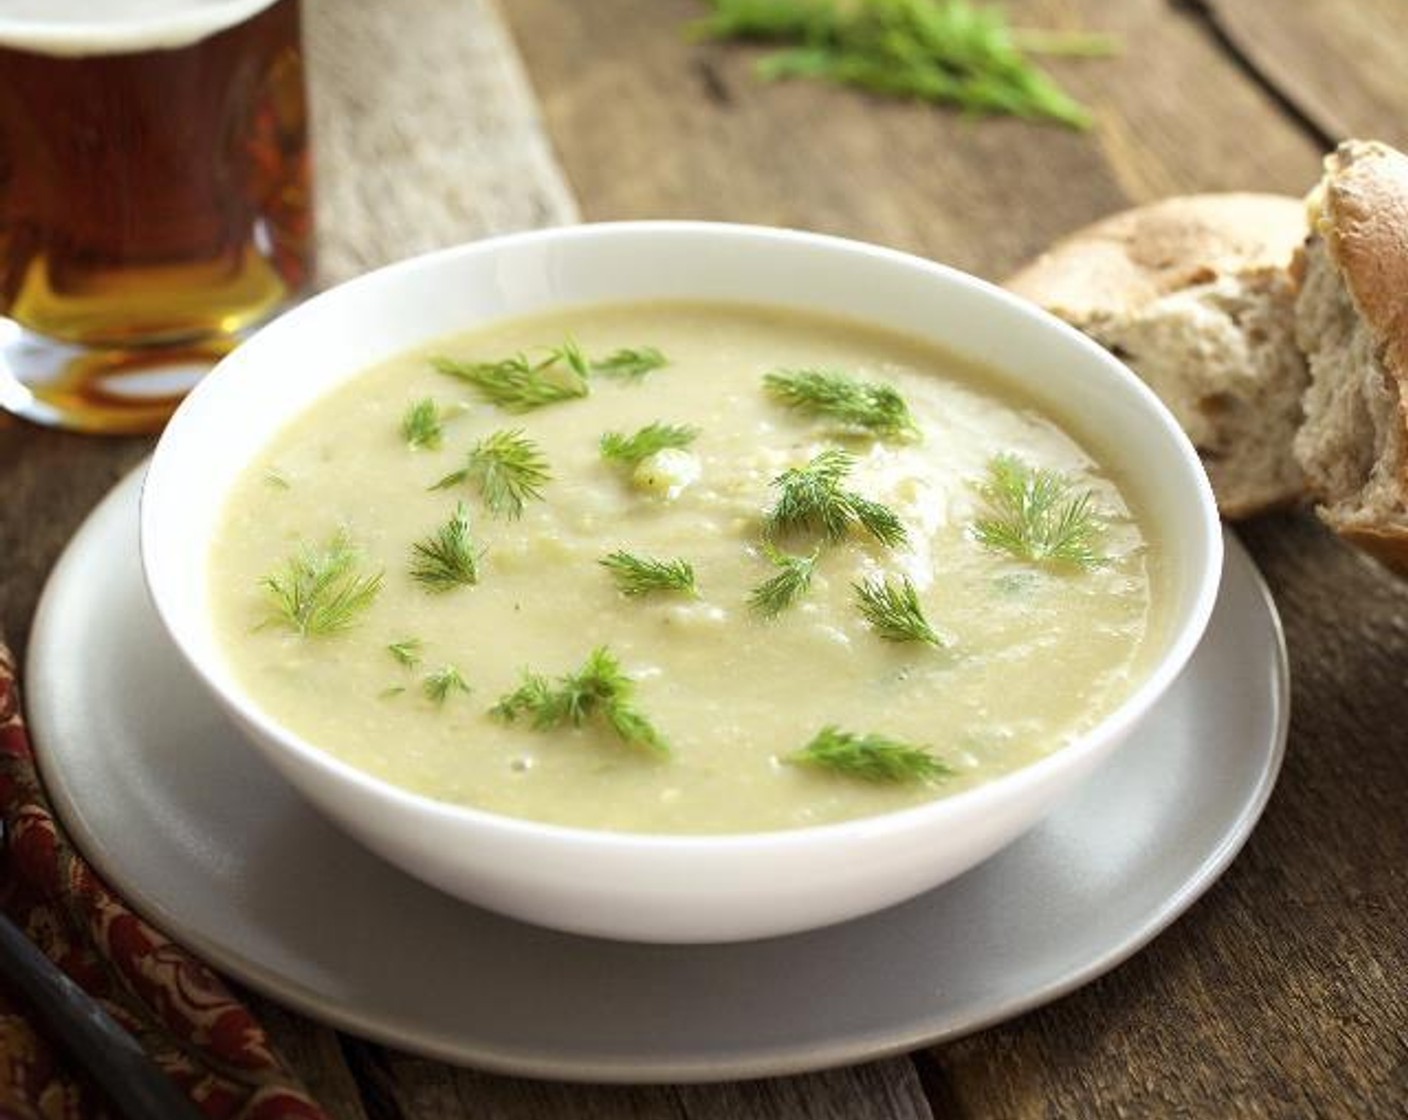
[0,909,206,1119]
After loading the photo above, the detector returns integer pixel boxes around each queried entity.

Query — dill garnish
[387,638,423,668]
[592,347,669,380]
[432,339,670,411]
[555,337,592,379]
[847,493,907,547]
[599,421,700,466]
[410,503,482,591]
[767,449,854,540]
[764,449,908,547]
[432,348,589,413]
[763,368,920,441]
[423,664,471,705]
[491,646,669,755]
[786,725,952,782]
[694,0,1111,129]
[433,429,550,519]
[260,531,383,637]
[401,398,444,450]
[853,574,943,646]
[600,551,698,597]
[971,453,1106,569]
[747,545,819,617]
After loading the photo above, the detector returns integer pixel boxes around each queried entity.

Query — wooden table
[3,1,1407,1115]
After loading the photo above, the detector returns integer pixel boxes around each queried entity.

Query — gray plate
[25,465,1287,1083]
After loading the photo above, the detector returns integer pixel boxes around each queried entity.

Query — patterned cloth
[0,642,329,1119]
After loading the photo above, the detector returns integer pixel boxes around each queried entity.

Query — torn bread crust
[1295,141,1408,572]
[1008,193,1309,520]
[1078,271,1304,519]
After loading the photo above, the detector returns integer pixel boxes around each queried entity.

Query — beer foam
[0,0,282,56]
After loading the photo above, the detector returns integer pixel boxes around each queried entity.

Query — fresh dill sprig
[492,674,552,722]
[853,574,944,646]
[432,347,589,413]
[260,531,383,637]
[599,421,700,466]
[468,430,550,518]
[694,0,1110,130]
[400,397,444,450]
[764,449,908,547]
[491,646,669,755]
[387,638,423,668]
[555,337,591,379]
[763,368,920,441]
[747,545,819,617]
[409,503,482,591]
[434,429,550,519]
[432,339,669,410]
[600,551,698,597]
[592,346,669,380]
[848,493,908,548]
[602,703,668,754]
[423,664,471,705]
[785,725,953,783]
[971,453,1106,569]
[767,448,854,540]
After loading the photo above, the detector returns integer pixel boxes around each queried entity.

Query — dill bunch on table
[695,0,1115,128]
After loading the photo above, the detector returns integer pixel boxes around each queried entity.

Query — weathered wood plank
[356,1050,932,1120]
[1024,0,1323,199]
[1207,0,1408,149]
[304,0,578,285]
[0,424,149,654]
[246,995,372,1120]
[674,1061,933,1119]
[503,0,1322,282]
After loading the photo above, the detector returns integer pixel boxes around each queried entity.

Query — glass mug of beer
[0,0,312,433]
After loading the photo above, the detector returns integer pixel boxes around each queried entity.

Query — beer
[0,0,312,432]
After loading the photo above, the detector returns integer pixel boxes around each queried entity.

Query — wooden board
[1208,0,1408,149]
[5,0,1408,1115]
[346,1046,933,1120]
[503,0,1323,279]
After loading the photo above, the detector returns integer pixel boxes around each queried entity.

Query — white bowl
[141,222,1222,943]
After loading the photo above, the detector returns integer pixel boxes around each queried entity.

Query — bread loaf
[1007,194,1309,519]
[1293,140,1408,572]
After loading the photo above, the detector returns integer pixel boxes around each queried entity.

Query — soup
[209,300,1161,833]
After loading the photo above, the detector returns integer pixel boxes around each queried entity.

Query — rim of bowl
[142,220,1224,855]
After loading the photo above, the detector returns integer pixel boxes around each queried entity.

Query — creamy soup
[210,301,1162,833]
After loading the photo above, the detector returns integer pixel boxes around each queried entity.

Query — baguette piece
[1007,194,1309,519]
[1294,140,1408,572]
